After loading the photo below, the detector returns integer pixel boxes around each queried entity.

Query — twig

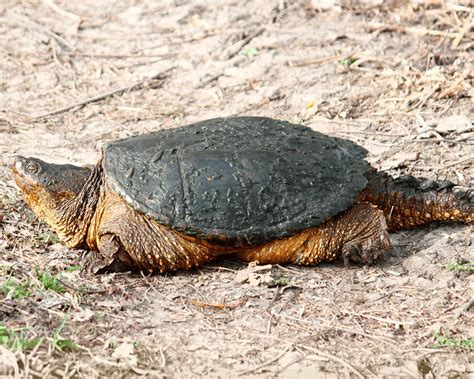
[354,313,415,326]
[220,27,265,60]
[195,73,222,89]
[202,265,238,272]
[9,12,74,50]
[159,345,167,367]
[238,344,293,376]
[266,289,280,334]
[44,0,81,22]
[411,138,473,145]
[288,54,342,67]
[368,288,397,303]
[452,13,473,49]
[453,297,474,320]
[56,278,82,293]
[298,345,365,378]
[70,52,177,59]
[367,21,460,39]
[270,312,396,345]
[51,40,66,70]
[188,298,246,310]
[444,157,474,168]
[115,58,173,71]
[33,67,175,119]
[446,3,473,13]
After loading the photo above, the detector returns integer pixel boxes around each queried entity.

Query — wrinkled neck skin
[25,165,103,248]
[63,165,103,247]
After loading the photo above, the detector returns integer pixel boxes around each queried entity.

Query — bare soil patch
[1,0,473,377]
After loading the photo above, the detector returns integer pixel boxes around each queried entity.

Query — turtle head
[11,156,101,247]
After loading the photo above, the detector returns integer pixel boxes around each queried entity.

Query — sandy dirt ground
[0,0,473,378]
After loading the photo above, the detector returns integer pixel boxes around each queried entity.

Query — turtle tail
[358,170,473,231]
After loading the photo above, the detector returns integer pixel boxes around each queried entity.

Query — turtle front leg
[86,189,220,273]
[237,203,392,266]
[82,234,136,273]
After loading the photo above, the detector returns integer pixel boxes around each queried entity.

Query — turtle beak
[10,156,34,190]
[10,155,28,177]
[10,155,26,173]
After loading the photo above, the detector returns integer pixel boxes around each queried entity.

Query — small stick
[44,0,81,21]
[453,297,474,320]
[238,344,293,376]
[195,73,222,89]
[367,21,460,39]
[446,3,473,13]
[33,67,175,119]
[354,313,415,326]
[9,12,74,50]
[299,345,365,379]
[411,138,473,145]
[451,14,472,49]
[288,54,342,67]
[444,157,474,168]
[202,265,237,272]
[70,52,177,59]
[220,27,265,60]
[188,298,246,310]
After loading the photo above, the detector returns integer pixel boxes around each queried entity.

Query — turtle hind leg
[237,203,392,266]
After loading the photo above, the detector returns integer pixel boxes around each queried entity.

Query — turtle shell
[103,117,370,246]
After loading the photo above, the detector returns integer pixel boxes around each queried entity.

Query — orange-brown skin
[238,203,391,266]
[357,171,473,230]
[11,156,473,273]
[11,157,100,247]
[85,189,222,273]
[84,190,391,272]
[358,188,472,230]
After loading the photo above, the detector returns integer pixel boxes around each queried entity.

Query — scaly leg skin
[81,234,134,273]
[81,249,112,274]
[86,190,391,273]
[237,203,392,266]
[340,206,390,266]
[87,189,220,273]
[359,171,473,230]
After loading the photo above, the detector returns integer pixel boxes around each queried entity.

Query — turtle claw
[342,239,384,266]
[340,205,392,266]
[80,250,114,274]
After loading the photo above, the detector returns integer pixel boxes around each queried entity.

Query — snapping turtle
[11,117,473,273]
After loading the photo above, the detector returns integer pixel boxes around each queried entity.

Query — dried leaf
[235,262,273,285]
[72,308,95,322]
[112,342,138,366]
[380,152,419,170]
[435,115,472,134]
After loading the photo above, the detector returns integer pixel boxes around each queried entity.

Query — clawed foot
[340,204,392,266]
[81,234,136,274]
[81,251,132,273]
[342,238,387,266]
[80,250,115,274]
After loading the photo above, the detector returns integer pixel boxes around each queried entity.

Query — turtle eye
[26,162,39,175]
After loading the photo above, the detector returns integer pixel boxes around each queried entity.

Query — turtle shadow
[92,223,470,276]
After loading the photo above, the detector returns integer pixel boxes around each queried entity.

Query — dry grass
[1,0,473,377]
